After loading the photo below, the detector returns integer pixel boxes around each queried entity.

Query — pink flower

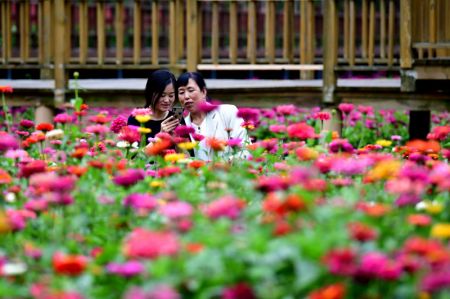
[222,283,256,299]
[24,199,49,212]
[123,228,180,259]
[256,175,291,192]
[275,104,297,116]
[198,101,220,113]
[313,111,331,121]
[0,132,19,151]
[203,196,245,220]
[85,124,109,135]
[118,126,141,144]
[106,260,145,277]
[421,269,450,293]
[269,124,286,133]
[110,116,127,134]
[227,138,242,147]
[329,139,354,153]
[4,149,28,160]
[148,285,181,299]
[287,123,317,140]
[159,201,193,219]
[54,113,73,124]
[123,193,157,211]
[131,108,153,116]
[113,169,145,187]
[323,248,357,276]
[19,160,47,178]
[358,105,374,115]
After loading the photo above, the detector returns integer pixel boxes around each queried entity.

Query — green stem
[2,92,11,133]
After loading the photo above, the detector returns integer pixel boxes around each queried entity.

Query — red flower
[145,139,173,156]
[52,252,87,276]
[19,160,47,178]
[36,122,54,132]
[347,222,377,242]
[222,283,256,299]
[308,283,346,299]
[0,85,13,93]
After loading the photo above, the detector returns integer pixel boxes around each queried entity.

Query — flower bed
[1,86,449,298]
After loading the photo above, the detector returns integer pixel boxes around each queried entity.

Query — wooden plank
[428,0,436,58]
[152,0,159,65]
[413,42,450,48]
[2,1,12,63]
[133,0,141,65]
[211,0,219,64]
[115,0,124,65]
[79,0,88,64]
[361,0,368,59]
[64,2,71,63]
[388,0,394,65]
[368,0,375,66]
[447,0,450,56]
[306,0,315,77]
[247,0,257,64]
[343,0,349,59]
[265,0,275,64]
[323,0,337,103]
[380,0,386,59]
[176,0,184,60]
[400,0,412,68]
[54,0,66,104]
[97,2,105,65]
[435,0,445,57]
[349,0,355,66]
[229,1,238,64]
[20,1,30,62]
[197,1,202,62]
[186,0,198,71]
[169,0,177,66]
[300,0,307,66]
[283,0,294,62]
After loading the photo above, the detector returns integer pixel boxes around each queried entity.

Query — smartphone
[171,106,184,120]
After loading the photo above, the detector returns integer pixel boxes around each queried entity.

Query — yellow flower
[376,139,392,147]
[424,201,443,214]
[138,127,151,134]
[430,223,450,239]
[366,160,401,181]
[177,141,197,150]
[135,115,151,123]
[164,153,186,163]
[150,180,165,188]
[0,212,11,234]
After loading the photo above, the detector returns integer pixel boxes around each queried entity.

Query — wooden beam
[96,1,105,65]
[79,0,88,64]
[133,0,142,65]
[265,0,275,64]
[400,0,412,68]
[229,1,238,64]
[428,0,436,58]
[169,0,177,67]
[380,0,386,59]
[283,0,294,62]
[349,0,355,66]
[388,0,395,66]
[368,0,375,66]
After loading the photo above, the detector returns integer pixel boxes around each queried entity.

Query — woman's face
[154,83,176,114]
[177,79,207,113]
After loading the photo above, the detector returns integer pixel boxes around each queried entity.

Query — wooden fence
[0,0,449,103]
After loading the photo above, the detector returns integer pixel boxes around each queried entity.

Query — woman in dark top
[127,70,181,144]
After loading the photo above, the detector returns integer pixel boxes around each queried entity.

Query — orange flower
[71,148,88,159]
[408,214,431,226]
[36,123,54,132]
[206,137,227,152]
[185,243,204,254]
[406,140,440,154]
[188,160,206,169]
[0,169,12,184]
[145,139,173,156]
[66,165,88,177]
[52,252,87,276]
[308,283,346,299]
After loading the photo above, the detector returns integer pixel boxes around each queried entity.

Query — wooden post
[283,0,294,63]
[169,0,176,68]
[211,0,219,64]
[229,1,238,64]
[247,0,257,64]
[152,0,159,65]
[322,0,337,104]
[54,0,66,106]
[186,0,198,71]
[322,108,342,136]
[97,1,105,65]
[39,0,52,79]
[400,0,412,68]
[115,0,124,65]
[133,0,142,65]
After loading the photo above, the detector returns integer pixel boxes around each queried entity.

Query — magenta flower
[237,107,260,122]
[110,116,127,134]
[222,283,256,299]
[338,103,354,114]
[131,108,153,116]
[197,100,220,113]
[329,139,354,153]
[287,123,317,140]
[323,248,357,276]
[0,132,19,151]
[227,138,242,148]
[112,169,145,187]
[174,125,195,138]
[106,260,144,277]
[269,124,286,133]
[421,269,450,293]
[19,119,35,128]
[19,160,47,178]
[85,124,109,135]
[275,104,297,116]
[118,126,141,144]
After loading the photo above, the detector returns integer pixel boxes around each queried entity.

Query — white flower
[45,129,64,140]
[116,141,130,148]
[1,262,27,276]
[5,192,15,203]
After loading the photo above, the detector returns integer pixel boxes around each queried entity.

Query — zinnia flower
[203,196,245,220]
[112,169,145,187]
[0,132,19,151]
[52,252,87,276]
[110,116,127,133]
[123,228,180,259]
[105,261,144,277]
[287,123,317,140]
[36,122,54,132]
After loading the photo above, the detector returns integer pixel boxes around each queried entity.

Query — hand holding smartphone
[171,106,184,120]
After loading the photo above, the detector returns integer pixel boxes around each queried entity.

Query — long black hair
[145,69,177,110]
[176,72,207,92]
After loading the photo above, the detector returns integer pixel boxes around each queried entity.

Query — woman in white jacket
[176,72,250,161]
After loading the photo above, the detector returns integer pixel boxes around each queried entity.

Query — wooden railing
[1,0,448,104]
